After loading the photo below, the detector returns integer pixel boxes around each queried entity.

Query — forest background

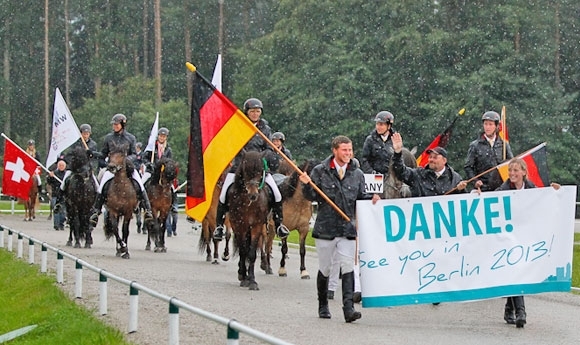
[0,0,579,193]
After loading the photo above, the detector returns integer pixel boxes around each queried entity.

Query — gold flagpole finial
[185,62,196,72]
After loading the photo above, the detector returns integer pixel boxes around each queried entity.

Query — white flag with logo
[46,88,81,167]
[145,112,159,153]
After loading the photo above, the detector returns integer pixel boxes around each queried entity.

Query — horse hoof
[161,247,167,253]
[221,255,230,262]
[145,245,151,251]
[238,274,244,282]
[240,280,250,287]
[260,263,268,271]
[66,241,73,247]
[116,252,121,257]
[300,271,311,280]
[278,268,287,277]
[211,260,219,265]
[84,243,91,249]
[249,283,259,291]
[265,268,273,275]
[206,255,212,262]
[74,243,81,248]
[121,252,130,259]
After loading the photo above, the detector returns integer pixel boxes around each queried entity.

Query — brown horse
[263,159,319,279]
[383,147,417,199]
[197,171,232,264]
[102,146,139,259]
[144,157,178,252]
[21,173,40,221]
[228,151,270,290]
[64,146,97,248]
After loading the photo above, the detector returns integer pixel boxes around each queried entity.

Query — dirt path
[1,212,580,345]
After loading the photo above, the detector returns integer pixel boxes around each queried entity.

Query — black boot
[342,271,362,323]
[133,179,153,222]
[504,297,516,324]
[213,201,228,241]
[513,296,526,328]
[272,201,290,239]
[317,271,331,319]
[89,192,106,227]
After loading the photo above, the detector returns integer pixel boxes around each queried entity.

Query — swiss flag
[2,140,39,199]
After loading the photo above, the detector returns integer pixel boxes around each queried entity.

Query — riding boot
[317,271,331,319]
[504,297,516,324]
[341,271,362,323]
[170,190,178,214]
[213,201,228,241]
[272,201,290,239]
[132,179,153,222]
[513,296,526,328]
[89,192,106,227]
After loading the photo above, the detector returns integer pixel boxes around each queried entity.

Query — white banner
[46,88,81,167]
[144,112,159,153]
[357,186,576,308]
[364,173,383,194]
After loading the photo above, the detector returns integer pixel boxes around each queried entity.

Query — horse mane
[151,157,178,185]
[69,146,90,173]
[279,159,320,199]
[234,151,266,186]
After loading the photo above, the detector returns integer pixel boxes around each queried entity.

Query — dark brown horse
[228,151,270,290]
[197,171,231,264]
[102,146,138,259]
[21,173,40,221]
[64,146,97,248]
[264,159,319,279]
[144,157,178,252]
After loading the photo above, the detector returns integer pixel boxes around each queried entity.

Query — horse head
[153,158,178,185]
[107,144,127,174]
[235,151,267,202]
[385,147,417,199]
[69,146,90,173]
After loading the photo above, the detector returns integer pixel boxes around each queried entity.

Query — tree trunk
[143,0,149,77]
[154,0,162,106]
[184,0,192,106]
[44,0,50,148]
[553,1,561,88]
[64,0,71,104]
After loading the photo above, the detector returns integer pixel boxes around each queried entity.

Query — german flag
[497,142,550,187]
[416,117,457,167]
[185,67,257,221]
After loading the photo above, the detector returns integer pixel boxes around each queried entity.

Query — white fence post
[7,229,13,252]
[99,272,108,315]
[28,239,35,264]
[17,233,23,258]
[0,226,4,248]
[168,300,179,345]
[75,261,83,298]
[56,252,64,284]
[128,285,139,333]
[41,244,48,273]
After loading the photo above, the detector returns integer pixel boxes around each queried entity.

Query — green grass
[285,228,315,247]
[0,250,133,345]
[573,233,580,289]
[0,200,51,212]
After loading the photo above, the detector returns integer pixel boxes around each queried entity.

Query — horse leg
[221,227,231,262]
[212,237,220,264]
[238,234,249,285]
[155,216,168,253]
[299,231,310,279]
[278,238,288,277]
[145,219,154,251]
[120,217,131,259]
[246,232,260,291]
[85,223,93,249]
[73,216,82,248]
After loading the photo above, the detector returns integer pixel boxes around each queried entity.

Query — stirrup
[89,212,99,227]
[276,224,290,239]
[144,210,154,221]
[213,225,225,241]
[53,203,63,214]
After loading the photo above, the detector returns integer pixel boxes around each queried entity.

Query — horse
[228,151,271,290]
[383,147,417,199]
[102,146,139,259]
[144,157,178,252]
[21,172,40,221]
[262,159,319,279]
[197,170,232,264]
[64,146,97,248]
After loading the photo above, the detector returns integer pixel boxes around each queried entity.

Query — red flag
[499,106,509,143]
[2,139,39,199]
[185,70,257,221]
[497,142,549,187]
[416,117,458,167]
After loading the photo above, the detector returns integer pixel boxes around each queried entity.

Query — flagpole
[185,62,351,222]
[1,133,62,183]
[501,105,506,161]
[444,142,546,195]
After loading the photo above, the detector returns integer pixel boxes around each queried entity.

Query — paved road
[1,212,579,345]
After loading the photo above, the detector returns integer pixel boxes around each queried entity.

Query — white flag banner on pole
[144,112,159,153]
[46,88,81,167]
[211,54,222,92]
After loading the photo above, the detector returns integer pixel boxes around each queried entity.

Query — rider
[53,124,99,213]
[88,114,154,227]
[269,131,293,173]
[25,139,43,194]
[213,98,290,241]
[142,127,178,214]
[361,111,396,176]
[464,111,514,192]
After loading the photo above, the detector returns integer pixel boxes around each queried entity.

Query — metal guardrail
[0,225,293,345]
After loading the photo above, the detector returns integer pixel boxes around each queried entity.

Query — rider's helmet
[243,98,263,114]
[80,124,92,133]
[110,113,127,127]
[158,127,169,136]
[27,139,35,145]
[374,111,394,124]
[136,142,143,149]
[481,111,500,125]
[271,132,286,142]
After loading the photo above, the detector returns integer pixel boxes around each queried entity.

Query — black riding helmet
[111,113,127,127]
[272,132,286,142]
[374,111,394,124]
[481,111,500,125]
[243,98,263,114]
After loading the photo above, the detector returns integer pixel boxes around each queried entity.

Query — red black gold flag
[497,142,550,187]
[185,71,257,221]
[416,117,458,167]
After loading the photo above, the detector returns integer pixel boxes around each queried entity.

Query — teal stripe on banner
[362,281,571,308]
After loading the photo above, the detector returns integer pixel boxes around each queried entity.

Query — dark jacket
[143,142,173,164]
[230,118,273,172]
[361,130,395,174]
[496,179,536,191]
[302,156,371,240]
[464,135,513,191]
[65,137,98,171]
[393,151,466,196]
[46,168,67,198]
[99,130,138,168]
